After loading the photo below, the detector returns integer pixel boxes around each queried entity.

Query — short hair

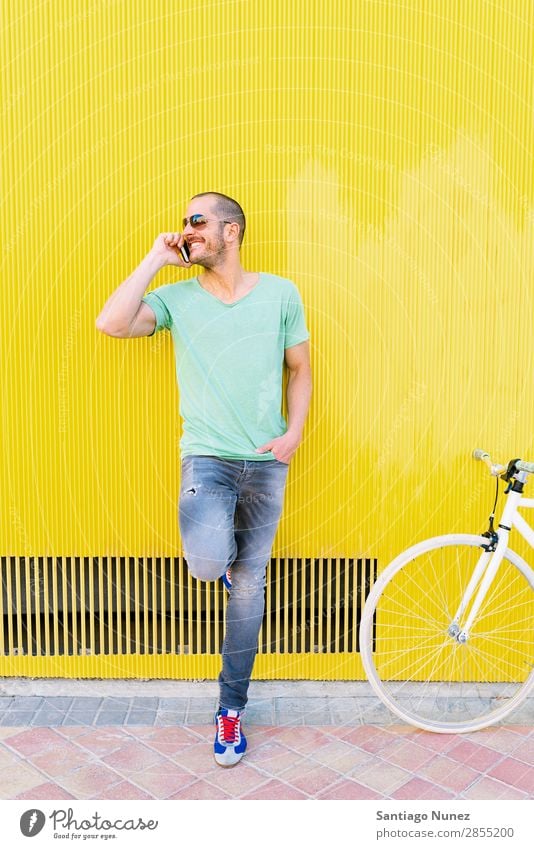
[190,191,246,247]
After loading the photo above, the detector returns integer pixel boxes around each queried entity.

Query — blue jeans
[178,454,290,711]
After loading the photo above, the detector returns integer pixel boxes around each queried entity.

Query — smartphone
[179,241,190,263]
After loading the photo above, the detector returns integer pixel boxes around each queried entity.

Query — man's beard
[194,237,226,268]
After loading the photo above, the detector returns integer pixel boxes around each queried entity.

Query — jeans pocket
[180,456,194,493]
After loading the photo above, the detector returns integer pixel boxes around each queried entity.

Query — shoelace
[218,713,240,744]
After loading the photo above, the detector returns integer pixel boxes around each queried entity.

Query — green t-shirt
[141,272,310,461]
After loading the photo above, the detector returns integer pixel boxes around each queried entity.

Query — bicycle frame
[452,470,534,642]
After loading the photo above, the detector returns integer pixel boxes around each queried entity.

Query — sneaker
[221,568,232,591]
[213,708,247,767]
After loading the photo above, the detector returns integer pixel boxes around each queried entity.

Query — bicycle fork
[448,483,525,643]
[448,544,506,643]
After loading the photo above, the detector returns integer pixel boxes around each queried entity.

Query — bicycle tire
[359,534,534,733]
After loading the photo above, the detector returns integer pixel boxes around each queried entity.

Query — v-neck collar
[194,273,264,307]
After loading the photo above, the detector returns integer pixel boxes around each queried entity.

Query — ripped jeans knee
[184,549,236,582]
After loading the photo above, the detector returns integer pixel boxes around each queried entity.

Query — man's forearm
[286,368,312,437]
[96,253,164,333]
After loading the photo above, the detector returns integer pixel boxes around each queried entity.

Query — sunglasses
[182,214,233,229]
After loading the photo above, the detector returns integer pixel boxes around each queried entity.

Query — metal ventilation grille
[0,556,376,658]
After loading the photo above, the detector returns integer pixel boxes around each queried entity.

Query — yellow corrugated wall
[1,0,533,678]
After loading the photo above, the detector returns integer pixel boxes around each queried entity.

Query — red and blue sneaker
[221,569,232,591]
[213,708,247,767]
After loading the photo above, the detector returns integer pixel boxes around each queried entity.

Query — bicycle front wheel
[359,535,534,732]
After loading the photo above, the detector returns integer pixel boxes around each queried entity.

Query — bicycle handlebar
[472,449,534,476]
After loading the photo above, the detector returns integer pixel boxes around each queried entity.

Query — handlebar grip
[472,449,533,476]
[516,460,534,474]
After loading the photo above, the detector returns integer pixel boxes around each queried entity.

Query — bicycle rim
[360,535,534,732]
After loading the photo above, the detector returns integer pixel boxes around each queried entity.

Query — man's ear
[226,222,240,244]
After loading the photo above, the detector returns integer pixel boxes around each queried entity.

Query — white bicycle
[359,450,534,733]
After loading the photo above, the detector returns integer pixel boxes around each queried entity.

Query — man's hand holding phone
[150,232,192,268]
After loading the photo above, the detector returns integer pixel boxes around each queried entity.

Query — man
[96,192,312,766]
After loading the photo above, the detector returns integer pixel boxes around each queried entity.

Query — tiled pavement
[0,694,532,800]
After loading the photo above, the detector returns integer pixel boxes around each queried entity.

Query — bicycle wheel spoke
[471,598,533,628]
[380,577,445,624]
[423,552,455,619]
[378,639,449,678]
[463,639,533,680]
